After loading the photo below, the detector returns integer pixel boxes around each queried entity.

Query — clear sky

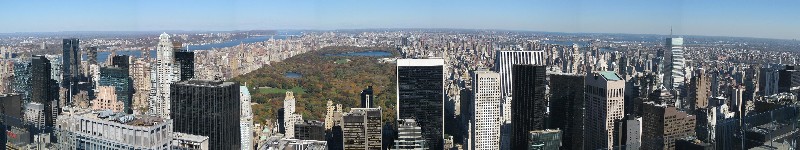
[1,0,798,39]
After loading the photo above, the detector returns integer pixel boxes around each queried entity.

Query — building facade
[153,32,181,119]
[494,50,545,122]
[527,129,561,150]
[239,86,253,150]
[171,80,241,150]
[343,108,382,150]
[510,64,547,150]
[585,71,625,149]
[470,69,501,150]
[397,59,444,150]
[641,101,696,150]
[548,73,585,150]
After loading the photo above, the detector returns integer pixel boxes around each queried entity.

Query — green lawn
[335,58,350,64]
[258,86,306,94]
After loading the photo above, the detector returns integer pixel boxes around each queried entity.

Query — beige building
[585,71,625,149]
[92,86,124,112]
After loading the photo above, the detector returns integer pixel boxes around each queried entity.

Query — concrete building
[130,57,151,115]
[284,91,303,139]
[510,64,547,150]
[324,100,343,130]
[469,69,501,150]
[584,71,625,149]
[688,68,710,111]
[548,73,585,150]
[67,110,173,149]
[0,93,23,119]
[641,102,696,150]
[393,119,427,150]
[171,80,241,150]
[99,66,133,114]
[625,117,642,150]
[527,129,561,150]
[240,86,253,150]
[91,86,124,112]
[343,108,382,150]
[173,132,209,150]
[295,120,325,141]
[152,32,181,119]
[24,102,46,128]
[397,59,444,150]
[494,50,545,122]
[62,38,81,105]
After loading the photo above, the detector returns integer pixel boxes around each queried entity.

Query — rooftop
[173,132,209,143]
[80,110,166,127]
[397,59,444,66]
[598,71,622,81]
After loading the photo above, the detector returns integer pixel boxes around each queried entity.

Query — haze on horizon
[1,0,798,40]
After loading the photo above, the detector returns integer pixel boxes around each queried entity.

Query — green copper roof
[599,71,622,81]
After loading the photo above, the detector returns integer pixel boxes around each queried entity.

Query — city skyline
[1,0,799,40]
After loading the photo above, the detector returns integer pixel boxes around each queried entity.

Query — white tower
[151,32,180,119]
[470,69,501,150]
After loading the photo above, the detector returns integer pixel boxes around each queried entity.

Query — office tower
[172,132,210,150]
[87,47,97,68]
[510,64,547,150]
[67,111,173,149]
[585,71,625,149]
[548,73,585,150]
[393,119,427,150]
[0,60,14,93]
[45,55,62,86]
[325,100,344,130]
[175,51,194,81]
[777,65,800,93]
[0,93,23,119]
[343,108,382,150]
[112,55,130,69]
[743,67,757,102]
[360,86,374,108]
[665,37,685,90]
[284,91,303,138]
[327,125,344,150]
[62,39,81,105]
[277,108,285,134]
[153,32,181,119]
[688,68,710,111]
[24,102,46,127]
[171,80,241,150]
[31,55,57,127]
[12,59,31,103]
[641,102,696,150]
[295,120,326,141]
[396,59,444,150]
[240,86,253,150]
[91,86,124,112]
[527,129,562,150]
[761,67,779,96]
[99,67,132,114]
[469,69,501,150]
[494,50,545,122]
[625,117,642,150]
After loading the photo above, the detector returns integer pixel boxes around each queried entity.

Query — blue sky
[1,0,798,39]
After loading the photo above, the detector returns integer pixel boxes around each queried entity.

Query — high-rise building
[295,120,326,141]
[494,50,545,122]
[175,51,194,81]
[284,91,303,138]
[665,37,685,90]
[62,38,81,105]
[112,55,130,69]
[527,129,562,150]
[777,65,800,93]
[99,67,132,114]
[360,86,374,108]
[171,80,241,150]
[469,69,501,150]
[510,64,547,150]
[172,132,210,150]
[393,119,426,150]
[12,59,31,104]
[548,73,585,150]
[342,108,382,150]
[397,59,444,150]
[0,93,23,119]
[625,117,642,150]
[688,68,710,111]
[585,71,625,149]
[130,58,151,114]
[153,32,181,119]
[641,101,696,150]
[68,111,173,149]
[31,55,57,127]
[240,86,253,150]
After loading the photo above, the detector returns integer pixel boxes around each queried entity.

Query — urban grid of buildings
[0,29,799,150]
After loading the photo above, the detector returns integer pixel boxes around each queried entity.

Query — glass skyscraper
[171,80,241,150]
[396,59,444,150]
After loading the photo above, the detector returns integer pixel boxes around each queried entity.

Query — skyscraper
[153,32,180,119]
[99,67,132,114]
[397,59,444,150]
[470,69,501,150]
[527,129,562,150]
[688,68,710,111]
[360,86,374,108]
[175,51,194,81]
[666,37,685,90]
[240,86,253,150]
[510,64,547,150]
[171,80,241,150]
[31,55,56,127]
[585,71,625,149]
[342,108,382,150]
[548,73,585,150]
[284,91,303,138]
[393,119,427,150]
[62,38,81,105]
[641,102,696,149]
[494,50,545,122]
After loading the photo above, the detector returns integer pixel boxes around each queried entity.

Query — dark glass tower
[31,55,56,127]
[99,67,132,114]
[396,59,444,150]
[548,73,585,150]
[62,38,80,105]
[360,86,374,108]
[510,64,547,150]
[111,55,130,69]
[171,80,241,150]
[175,51,194,81]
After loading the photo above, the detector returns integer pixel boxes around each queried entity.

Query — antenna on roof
[670,26,673,38]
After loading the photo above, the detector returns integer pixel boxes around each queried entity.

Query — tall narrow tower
[151,32,180,119]
[666,37,685,90]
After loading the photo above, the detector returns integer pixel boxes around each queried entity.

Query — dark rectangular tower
[396,59,444,150]
[175,51,194,81]
[510,64,547,150]
[62,38,81,104]
[548,73,585,150]
[171,80,241,150]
